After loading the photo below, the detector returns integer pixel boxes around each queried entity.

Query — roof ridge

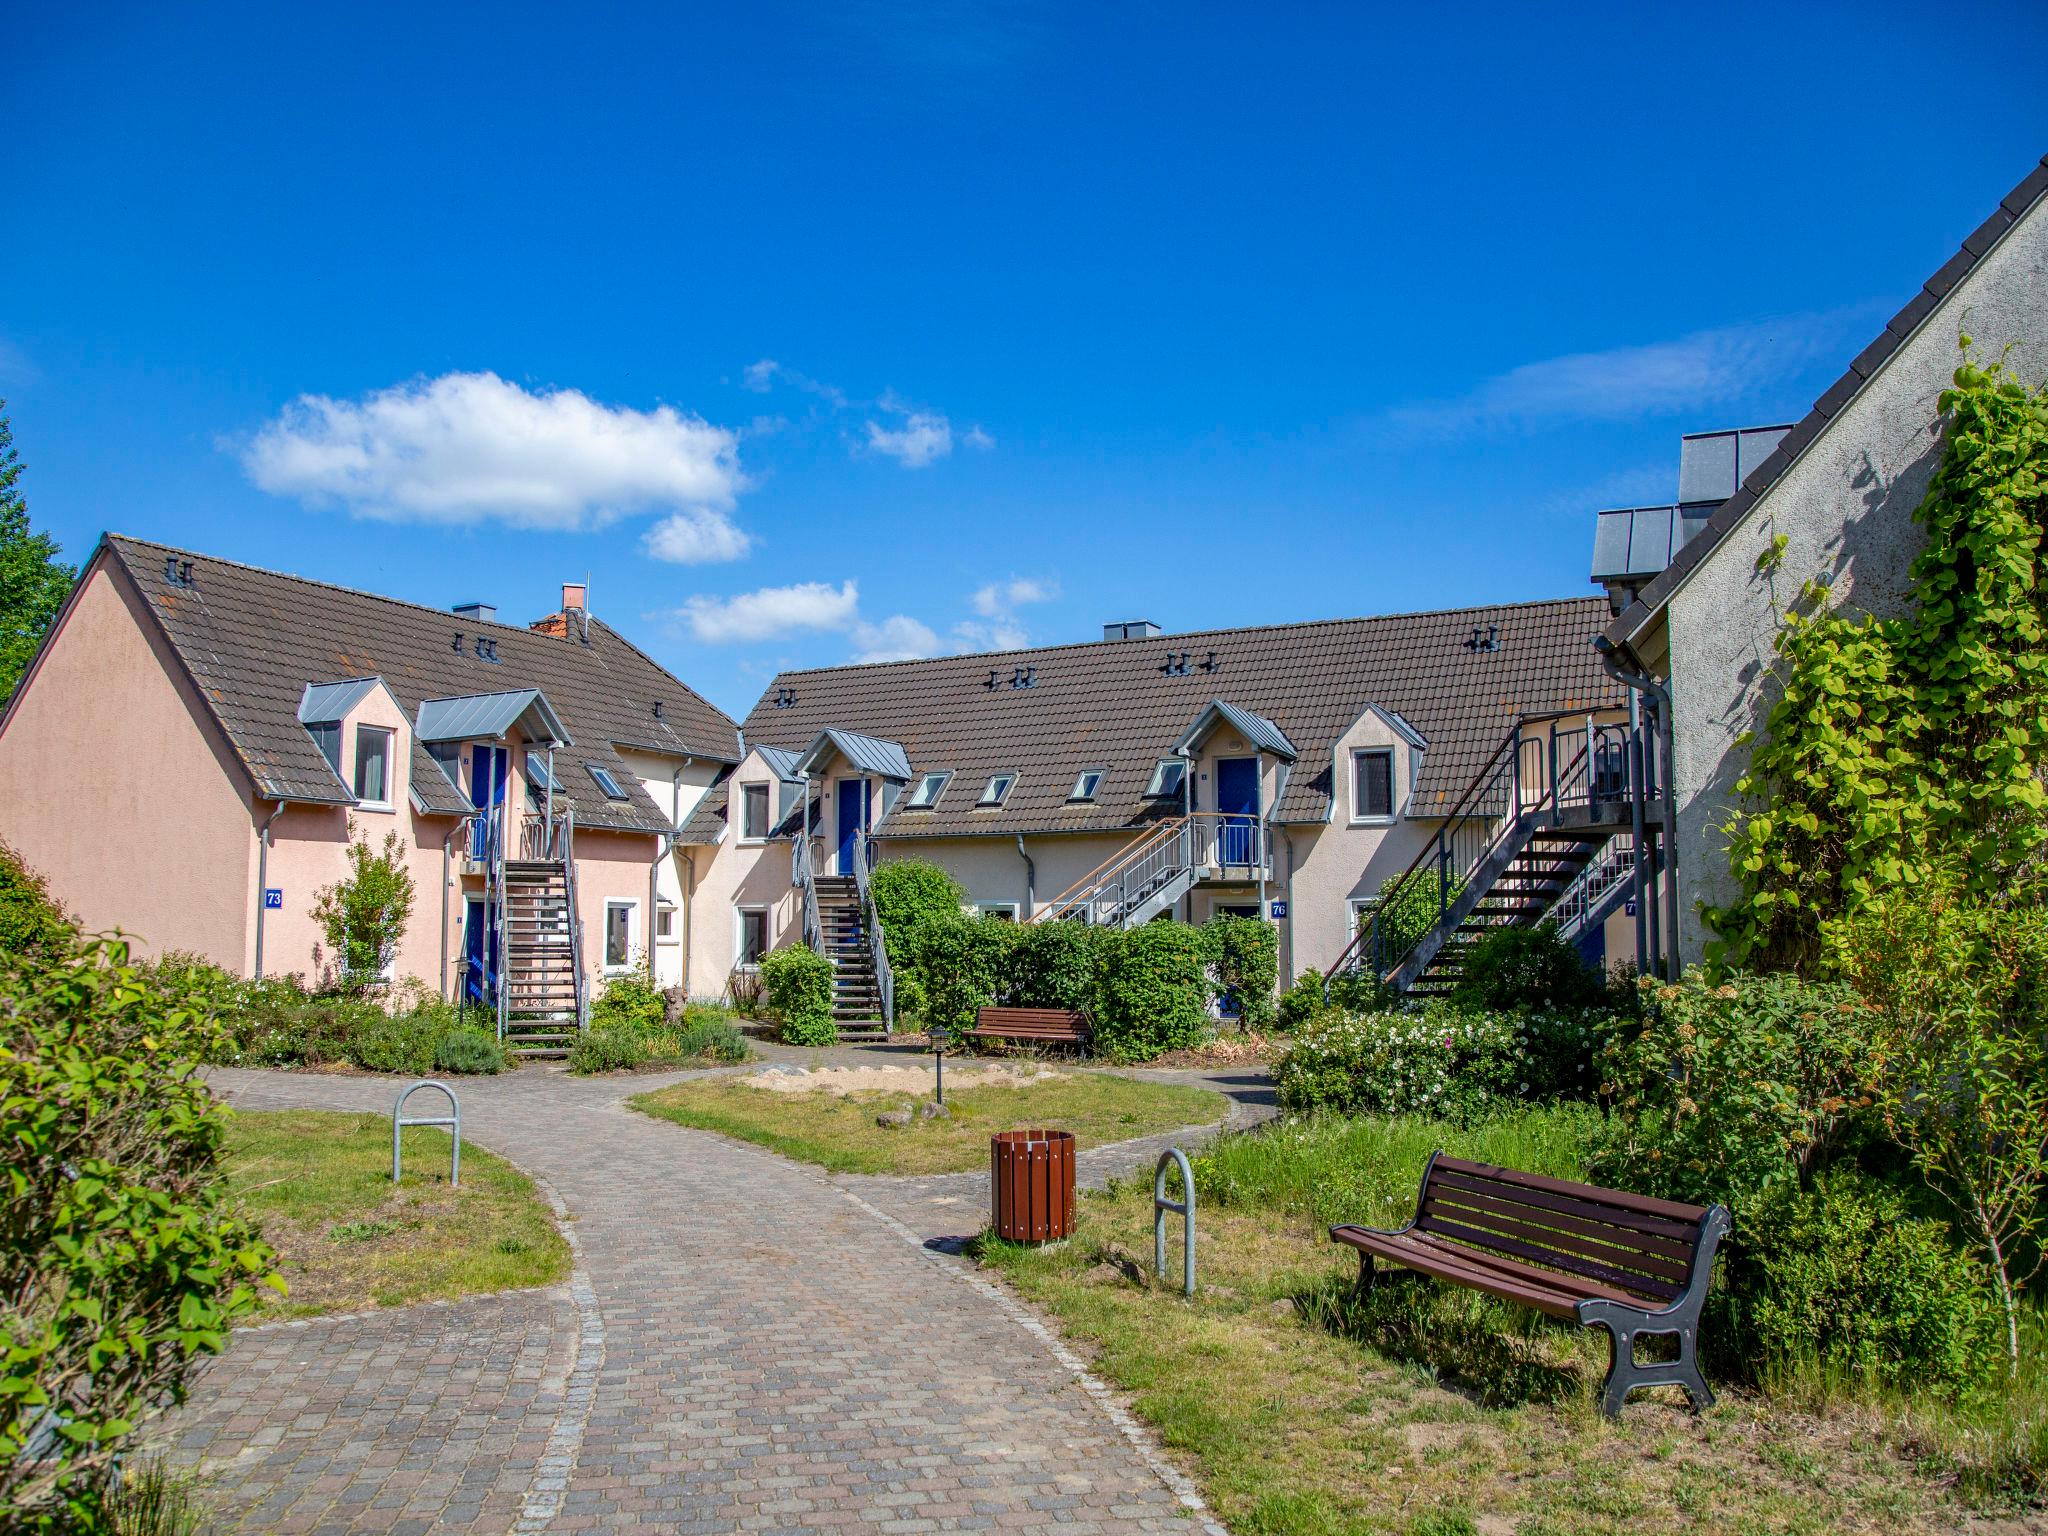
[585,616,741,732]
[763,592,1609,683]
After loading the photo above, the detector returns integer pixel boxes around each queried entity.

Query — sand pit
[738,1063,1061,1096]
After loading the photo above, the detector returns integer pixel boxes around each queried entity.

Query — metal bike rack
[393,1080,461,1188]
[1153,1147,1195,1297]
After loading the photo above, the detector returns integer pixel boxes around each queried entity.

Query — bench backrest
[1417,1154,1711,1304]
[974,1007,1088,1035]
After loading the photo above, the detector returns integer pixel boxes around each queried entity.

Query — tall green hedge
[1004,920,1102,1013]
[869,860,967,967]
[1203,915,1278,1030]
[761,945,836,1046]
[906,912,1017,1031]
[1095,922,1211,1062]
[0,839,71,962]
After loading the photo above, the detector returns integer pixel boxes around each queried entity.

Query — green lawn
[224,1109,571,1318]
[979,1106,2003,1536]
[631,1069,1225,1175]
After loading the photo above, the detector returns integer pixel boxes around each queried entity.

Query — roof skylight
[905,771,951,809]
[588,764,629,801]
[977,773,1017,808]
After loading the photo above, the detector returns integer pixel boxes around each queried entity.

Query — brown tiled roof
[101,535,741,834]
[676,778,730,846]
[1606,152,2048,648]
[734,596,1620,840]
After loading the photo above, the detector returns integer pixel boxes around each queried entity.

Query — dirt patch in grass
[225,1109,570,1319]
[631,1069,1225,1175]
[979,1177,2027,1536]
[738,1063,1058,1095]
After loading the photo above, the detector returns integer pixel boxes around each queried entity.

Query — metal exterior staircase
[1328,711,1653,999]
[1032,817,1199,927]
[812,873,887,1041]
[491,809,588,1058]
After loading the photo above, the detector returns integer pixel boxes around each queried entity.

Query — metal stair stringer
[1386,817,1546,993]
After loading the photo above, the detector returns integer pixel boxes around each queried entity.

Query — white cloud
[951,618,1031,653]
[741,359,780,392]
[240,372,746,544]
[864,410,954,468]
[1388,306,1880,437]
[852,615,940,662]
[954,574,1056,650]
[643,509,752,563]
[970,577,1056,617]
[678,581,860,643]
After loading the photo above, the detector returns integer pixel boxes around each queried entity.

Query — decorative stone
[918,1100,951,1121]
[875,1107,914,1129]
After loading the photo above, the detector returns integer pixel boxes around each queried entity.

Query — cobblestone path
[161,1065,1243,1534]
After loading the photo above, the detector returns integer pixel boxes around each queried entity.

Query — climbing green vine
[1709,342,2048,971]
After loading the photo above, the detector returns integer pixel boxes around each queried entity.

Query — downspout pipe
[648,761,690,983]
[254,800,287,978]
[1015,835,1036,919]
[1594,637,1683,981]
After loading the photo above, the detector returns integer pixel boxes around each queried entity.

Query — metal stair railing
[851,827,894,1032]
[1033,816,1193,925]
[560,808,587,1031]
[791,833,822,951]
[486,811,508,1042]
[1552,834,1635,942]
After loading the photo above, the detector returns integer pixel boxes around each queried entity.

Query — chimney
[1102,619,1162,642]
[530,581,591,641]
[562,581,588,613]
[452,601,496,623]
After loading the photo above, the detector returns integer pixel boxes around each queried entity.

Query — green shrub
[1363,870,1461,967]
[1324,966,1392,1014]
[1,935,279,1527]
[1003,920,1101,1013]
[1274,970,1327,1031]
[1094,922,1210,1062]
[569,1002,752,1074]
[673,1013,751,1063]
[433,1026,506,1075]
[590,969,667,1032]
[1723,1170,2000,1391]
[1590,969,1879,1209]
[1273,1003,1600,1122]
[907,911,1015,1032]
[761,945,836,1046]
[1448,922,1608,1013]
[869,859,966,969]
[1203,915,1278,1030]
[347,1011,438,1074]
[0,838,72,961]
[567,1025,653,1073]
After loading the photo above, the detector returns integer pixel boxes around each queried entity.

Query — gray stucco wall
[1664,198,2048,962]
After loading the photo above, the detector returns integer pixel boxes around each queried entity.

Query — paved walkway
[162,1060,1264,1534]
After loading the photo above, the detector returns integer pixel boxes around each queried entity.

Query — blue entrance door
[837,779,868,874]
[462,897,498,1009]
[469,745,508,860]
[1216,758,1259,865]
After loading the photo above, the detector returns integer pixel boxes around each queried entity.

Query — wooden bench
[965,1006,1092,1054]
[1330,1153,1730,1417]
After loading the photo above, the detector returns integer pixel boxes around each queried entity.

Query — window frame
[740,781,772,842]
[977,902,1021,921]
[1351,746,1397,824]
[655,901,678,945]
[904,771,952,810]
[307,721,343,777]
[587,763,629,801]
[1067,767,1106,802]
[352,724,395,810]
[977,772,1017,808]
[1146,757,1186,798]
[735,906,770,969]
[603,898,639,973]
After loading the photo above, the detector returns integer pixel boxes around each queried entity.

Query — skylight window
[526,751,556,791]
[1068,768,1105,802]
[1147,758,1186,797]
[978,773,1017,808]
[905,771,951,809]
[587,764,628,801]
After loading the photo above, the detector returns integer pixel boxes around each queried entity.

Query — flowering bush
[1274,1002,1601,1124]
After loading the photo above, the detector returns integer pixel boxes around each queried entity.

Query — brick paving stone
[151,1064,1241,1533]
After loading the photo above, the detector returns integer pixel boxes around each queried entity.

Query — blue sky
[6,3,2046,717]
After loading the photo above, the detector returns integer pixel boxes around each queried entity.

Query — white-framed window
[1352,748,1396,823]
[905,771,951,809]
[1349,898,1376,933]
[977,902,1020,921]
[353,725,394,809]
[655,901,678,944]
[978,773,1017,807]
[603,899,638,971]
[1146,757,1186,798]
[1068,768,1105,802]
[740,782,771,840]
[588,764,629,801]
[736,906,769,968]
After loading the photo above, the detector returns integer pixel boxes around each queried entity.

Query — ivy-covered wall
[1659,195,2048,962]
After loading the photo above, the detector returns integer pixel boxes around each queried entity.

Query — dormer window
[308,722,342,776]
[1146,758,1186,798]
[741,782,771,840]
[978,773,1017,808]
[1068,769,1105,802]
[354,726,393,809]
[905,771,951,809]
[587,764,628,801]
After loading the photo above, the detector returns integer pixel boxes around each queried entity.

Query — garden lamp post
[928,1024,952,1105]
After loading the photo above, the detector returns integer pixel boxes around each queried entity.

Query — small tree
[0,404,77,708]
[311,822,415,992]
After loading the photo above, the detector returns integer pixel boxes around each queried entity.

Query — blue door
[837,779,868,874]
[462,897,498,1009]
[1216,758,1259,865]
[468,745,508,860]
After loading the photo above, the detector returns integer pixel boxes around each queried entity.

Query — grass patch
[976,1105,2019,1534]
[224,1109,570,1318]
[630,1069,1224,1175]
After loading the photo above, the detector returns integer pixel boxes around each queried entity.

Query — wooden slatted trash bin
[990,1129,1076,1242]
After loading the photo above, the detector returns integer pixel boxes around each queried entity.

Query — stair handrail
[489,809,508,1042]
[561,808,588,1031]
[791,832,822,951]
[1552,834,1635,942]
[1100,817,1196,926]
[850,828,894,1032]
[1033,815,1191,924]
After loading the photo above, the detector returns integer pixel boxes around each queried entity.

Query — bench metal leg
[1588,1316,1713,1417]
[1353,1250,1375,1299]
